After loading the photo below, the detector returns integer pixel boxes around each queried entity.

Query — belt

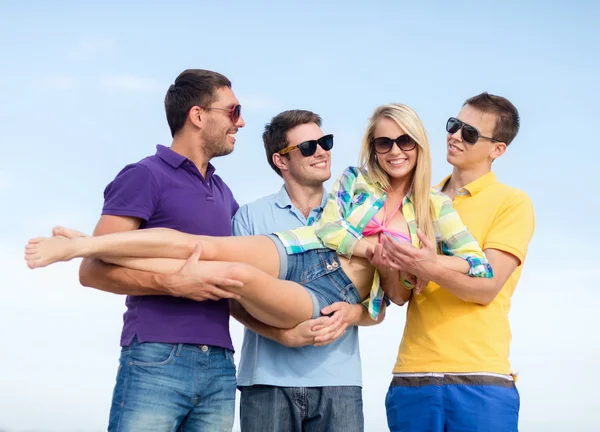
[390,374,516,388]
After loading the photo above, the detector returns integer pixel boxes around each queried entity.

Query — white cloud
[69,37,117,59]
[101,74,163,92]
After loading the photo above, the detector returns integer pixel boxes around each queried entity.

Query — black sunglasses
[279,134,334,157]
[446,117,500,145]
[201,104,242,123]
[371,134,417,154]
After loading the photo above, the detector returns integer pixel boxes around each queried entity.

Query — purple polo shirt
[102,145,238,350]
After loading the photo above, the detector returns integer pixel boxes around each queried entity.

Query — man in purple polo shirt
[78,69,245,431]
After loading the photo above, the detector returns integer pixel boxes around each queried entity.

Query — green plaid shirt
[275,166,493,319]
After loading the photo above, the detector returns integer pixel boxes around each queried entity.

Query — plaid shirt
[274,166,493,319]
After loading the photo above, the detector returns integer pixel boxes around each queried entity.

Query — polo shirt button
[332,262,339,268]
[326,264,333,271]
[200,345,208,352]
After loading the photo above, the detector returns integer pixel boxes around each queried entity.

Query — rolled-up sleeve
[437,197,493,278]
[313,167,362,258]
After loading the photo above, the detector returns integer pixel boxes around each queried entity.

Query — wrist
[156,273,179,297]
[348,304,362,326]
[420,260,442,281]
[277,328,295,347]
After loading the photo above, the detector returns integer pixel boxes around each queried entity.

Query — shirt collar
[435,171,497,197]
[156,145,186,168]
[274,185,328,212]
[156,144,216,179]
[463,171,497,195]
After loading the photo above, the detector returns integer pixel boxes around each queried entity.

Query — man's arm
[79,215,242,300]
[332,301,387,326]
[230,300,347,347]
[78,215,164,295]
[382,192,534,305]
[382,231,520,305]
[425,249,519,305]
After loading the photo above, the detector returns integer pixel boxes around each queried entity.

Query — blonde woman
[25,104,492,329]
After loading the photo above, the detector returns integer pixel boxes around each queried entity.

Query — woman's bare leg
[49,226,188,274]
[25,227,281,277]
[196,261,314,328]
[34,226,314,328]
[103,250,314,327]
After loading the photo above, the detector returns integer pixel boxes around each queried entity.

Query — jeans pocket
[128,342,177,367]
[224,349,236,370]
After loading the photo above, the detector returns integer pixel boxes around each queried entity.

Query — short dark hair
[164,69,231,137]
[464,92,520,146]
[262,110,322,177]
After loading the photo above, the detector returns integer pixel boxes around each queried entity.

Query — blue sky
[1,1,598,431]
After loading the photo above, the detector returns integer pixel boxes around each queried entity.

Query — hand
[381,229,437,279]
[279,315,344,348]
[366,243,397,275]
[314,302,363,345]
[163,243,243,302]
[414,276,429,295]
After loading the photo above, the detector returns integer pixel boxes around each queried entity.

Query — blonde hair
[358,104,435,246]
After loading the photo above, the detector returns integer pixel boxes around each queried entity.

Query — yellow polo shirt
[394,172,535,374]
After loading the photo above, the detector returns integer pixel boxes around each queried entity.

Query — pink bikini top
[363,200,411,243]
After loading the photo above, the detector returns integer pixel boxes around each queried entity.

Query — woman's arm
[435,196,493,278]
[312,167,363,257]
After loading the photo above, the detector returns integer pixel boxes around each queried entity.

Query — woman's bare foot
[52,226,88,239]
[25,236,80,269]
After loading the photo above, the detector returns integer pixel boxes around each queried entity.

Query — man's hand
[365,243,392,272]
[279,314,345,348]
[162,243,243,302]
[381,229,437,279]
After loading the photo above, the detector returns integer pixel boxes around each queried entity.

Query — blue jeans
[108,339,236,431]
[239,385,364,432]
[385,375,520,431]
[268,235,362,318]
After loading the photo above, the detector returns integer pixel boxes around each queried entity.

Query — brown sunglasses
[201,104,242,123]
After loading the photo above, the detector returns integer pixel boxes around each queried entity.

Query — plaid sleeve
[435,195,493,278]
[313,167,362,258]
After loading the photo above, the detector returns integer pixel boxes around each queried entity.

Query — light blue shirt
[232,185,362,387]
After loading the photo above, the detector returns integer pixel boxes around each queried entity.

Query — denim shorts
[267,234,362,318]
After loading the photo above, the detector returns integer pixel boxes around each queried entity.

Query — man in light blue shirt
[231,110,385,432]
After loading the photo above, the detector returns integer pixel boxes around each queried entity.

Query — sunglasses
[279,134,334,157]
[201,104,242,123]
[371,134,417,154]
[446,117,500,145]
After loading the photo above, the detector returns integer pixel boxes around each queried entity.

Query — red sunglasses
[201,104,242,123]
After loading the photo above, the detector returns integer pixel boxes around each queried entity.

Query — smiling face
[373,117,418,186]
[201,86,245,158]
[446,104,500,169]
[279,122,332,187]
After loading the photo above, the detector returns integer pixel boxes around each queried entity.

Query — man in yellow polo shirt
[380,93,535,432]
